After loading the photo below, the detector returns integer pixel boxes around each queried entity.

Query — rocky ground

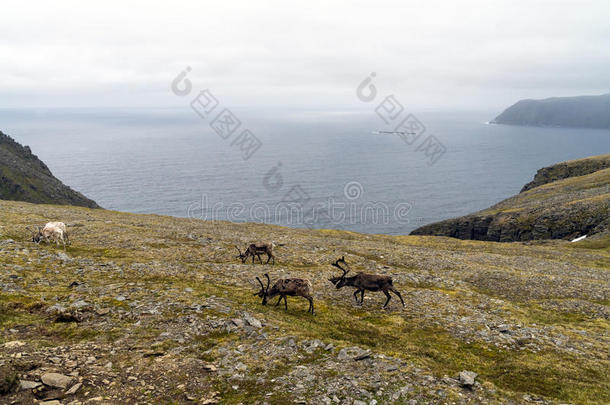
[1,200,608,404]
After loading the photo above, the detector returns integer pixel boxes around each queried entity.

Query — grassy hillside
[411,156,610,242]
[0,131,99,208]
[1,200,608,404]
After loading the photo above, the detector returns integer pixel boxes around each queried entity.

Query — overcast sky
[1,0,609,111]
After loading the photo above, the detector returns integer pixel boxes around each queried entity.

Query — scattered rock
[65,382,83,395]
[338,347,371,361]
[243,313,262,328]
[3,340,25,348]
[46,304,67,314]
[231,318,244,328]
[19,380,41,390]
[41,372,73,389]
[57,252,72,261]
[96,308,111,316]
[70,300,90,309]
[354,351,372,361]
[458,370,478,388]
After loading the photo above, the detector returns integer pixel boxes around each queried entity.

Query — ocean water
[1,108,609,235]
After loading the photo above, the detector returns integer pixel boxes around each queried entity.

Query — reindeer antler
[264,273,271,293]
[254,276,265,296]
[331,256,350,277]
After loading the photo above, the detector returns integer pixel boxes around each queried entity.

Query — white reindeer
[29,222,70,250]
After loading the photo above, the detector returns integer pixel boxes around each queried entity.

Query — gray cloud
[1,0,609,110]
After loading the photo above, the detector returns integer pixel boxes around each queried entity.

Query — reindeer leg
[271,254,275,265]
[284,296,288,311]
[307,296,314,315]
[265,254,271,264]
[390,287,405,307]
[258,254,263,264]
[382,290,392,308]
[275,296,282,306]
[360,290,365,304]
[353,289,360,303]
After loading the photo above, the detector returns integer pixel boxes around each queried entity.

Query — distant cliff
[491,94,610,128]
[410,154,610,242]
[0,130,99,208]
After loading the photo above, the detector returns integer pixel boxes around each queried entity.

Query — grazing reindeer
[254,273,314,314]
[236,242,275,265]
[28,222,70,250]
[329,256,405,308]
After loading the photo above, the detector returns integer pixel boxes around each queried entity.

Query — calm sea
[2,108,609,235]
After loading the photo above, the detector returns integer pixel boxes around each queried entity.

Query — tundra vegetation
[0,200,608,404]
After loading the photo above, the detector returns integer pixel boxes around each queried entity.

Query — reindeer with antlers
[236,242,275,265]
[329,256,405,309]
[254,273,314,314]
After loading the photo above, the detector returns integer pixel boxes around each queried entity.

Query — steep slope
[521,154,610,192]
[0,130,99,208]
[0,200,608,404]
[491,93,610,128]
[411,155,610,241]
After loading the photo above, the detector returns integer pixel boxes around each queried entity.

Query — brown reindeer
[255,273,314,314]
[236,242,275,265]
[329,256,405,308]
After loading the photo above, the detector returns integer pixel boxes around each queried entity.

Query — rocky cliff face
[520,154,610,192]
[410,155,610,242]
[0,130,99,208]
[491,93,610,128]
